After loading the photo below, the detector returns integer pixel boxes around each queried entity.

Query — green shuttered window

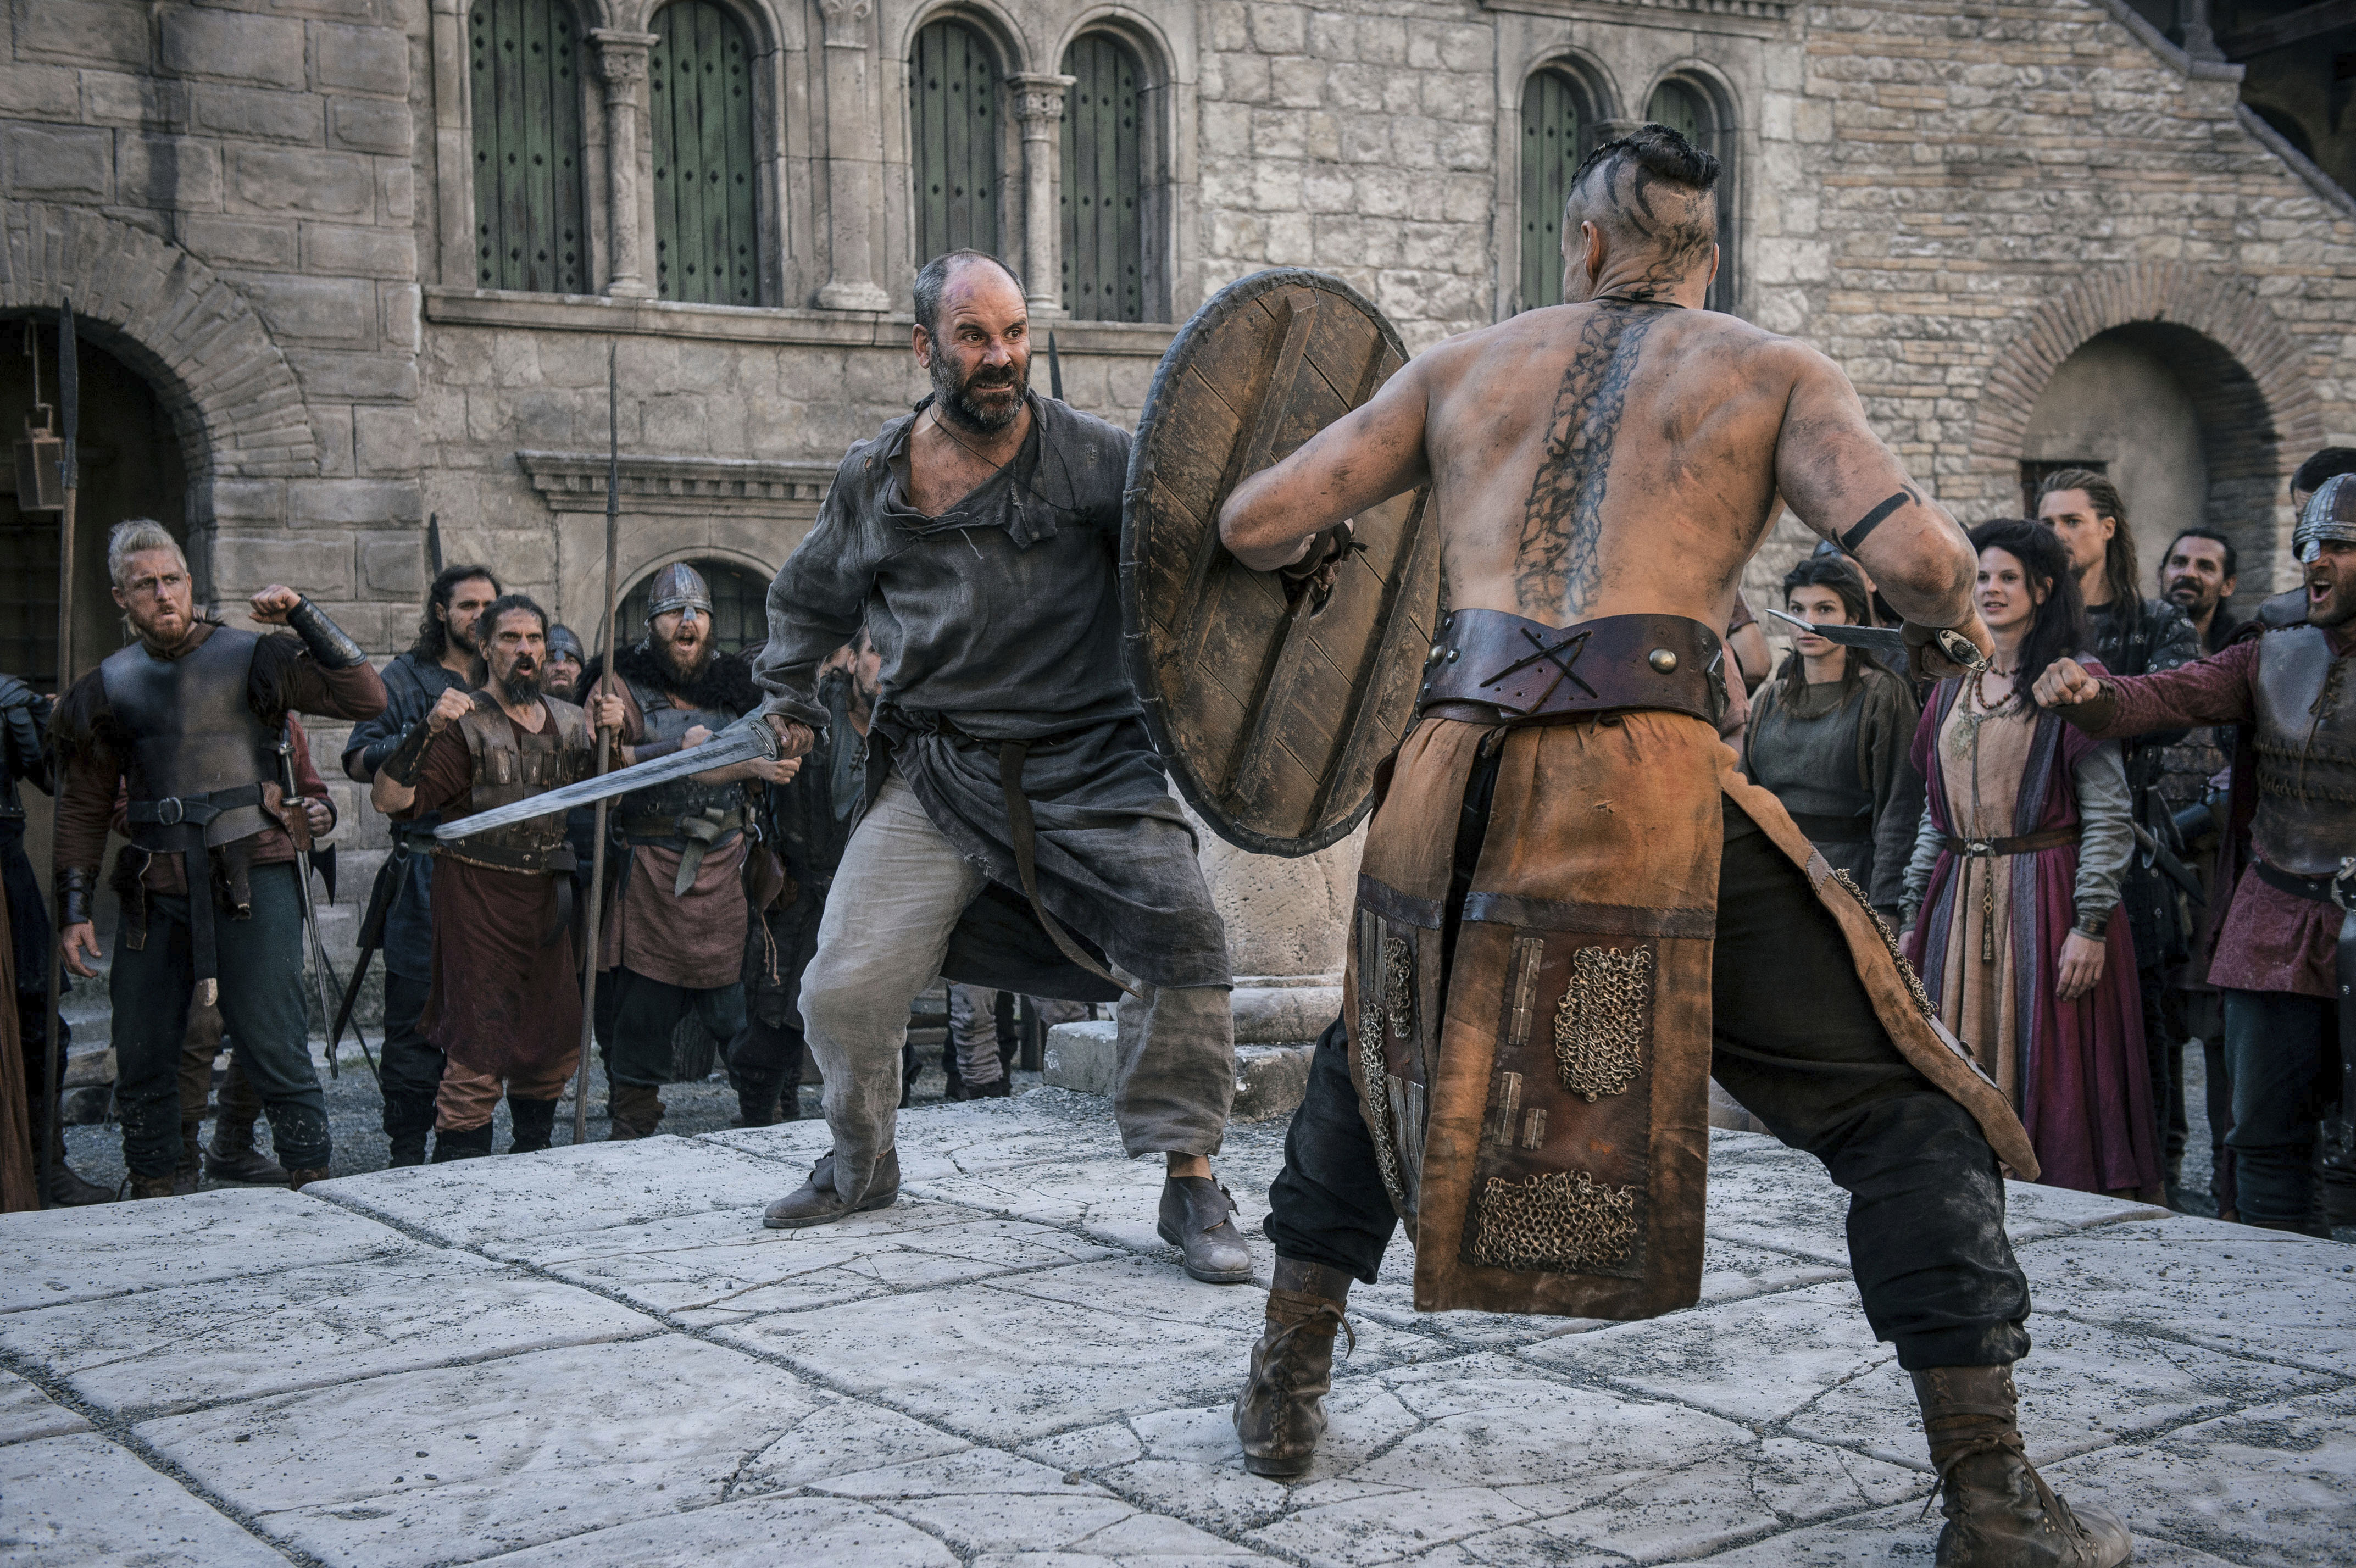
[912,21,1001,264]
[652,2,760,305]
[1060,35,1144,322]
[1646,79,1735,314]
[469,0,588,295]
[1517,70,1583,312]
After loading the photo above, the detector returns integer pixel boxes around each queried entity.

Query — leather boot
[431,1122,496,1162]
[1158,1175,1253,1283]
[205,1117,289,1186]
[607,1082,665,1140]
[1233,1259,1354,1478]
[732,1071,784,1129]
[30,1097,111,1206]
[383,1089,436,1169]
[762,1147,901,1229]
[174,1120,203,1196]
[129,1171,177,1200]
[509,1097,559,1154]
[285,1167,330,1192]
[1914,1365,2132,1566]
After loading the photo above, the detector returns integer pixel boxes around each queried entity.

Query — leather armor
[440,697,594,874]
[2251,624,2356,877]
[619,672,747,843]
[99,629,278,852]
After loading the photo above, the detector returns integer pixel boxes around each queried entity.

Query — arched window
[910,20,1001,264]
[469,0,588,294]
[1646,78,1736,314]
[651,2,760,305]
[1060,34,1144,322]
[1517,67,1587,312]
[618,559,772,656]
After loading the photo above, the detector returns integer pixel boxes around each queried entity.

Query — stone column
[590,29,659,300]
[2182,0,2224,61]
[815,0,892,313]
[1008,74,1076,319]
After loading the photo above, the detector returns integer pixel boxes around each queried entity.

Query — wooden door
[1060,35,1143,322]
[469,0,588,294]
[1518,70,1583,312]
[911,21,1000,264]
[652,2,760,305]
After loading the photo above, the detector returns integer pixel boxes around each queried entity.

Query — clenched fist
[248,585,305,624]
[2032,658,2104,709]
[762,714,816,759]
[426,687,477,732]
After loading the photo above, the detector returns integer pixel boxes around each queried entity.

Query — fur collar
[585,640,761,715]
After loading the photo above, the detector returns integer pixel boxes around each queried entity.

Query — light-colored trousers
[800,772,1235,1200]
[947,985,1093,1086]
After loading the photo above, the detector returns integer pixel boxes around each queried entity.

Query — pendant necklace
[1946,661,2015,761]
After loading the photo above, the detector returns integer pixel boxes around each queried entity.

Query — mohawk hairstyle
[1564,122,1721,280]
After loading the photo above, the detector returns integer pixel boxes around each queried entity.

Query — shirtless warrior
[1217,126,2130,1567]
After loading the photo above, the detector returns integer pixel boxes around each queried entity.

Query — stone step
[1044,1020,1312,1122]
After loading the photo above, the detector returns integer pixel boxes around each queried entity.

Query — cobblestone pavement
[5,1088,2352,1566]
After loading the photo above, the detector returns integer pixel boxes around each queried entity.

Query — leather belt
[2252,857,2356,911]
[1938,828,2080,858]
[1415,610,1724,727]
[126,781,265,829]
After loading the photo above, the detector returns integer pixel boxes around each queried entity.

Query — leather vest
[99,628,278,849]
[2251,625,2356,876]
[439,697,593,873]
[619,674,746,835]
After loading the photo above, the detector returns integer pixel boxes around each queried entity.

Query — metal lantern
[13,403,62,512]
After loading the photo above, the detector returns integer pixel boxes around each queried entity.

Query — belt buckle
[154,796,186,827]
[2333,858,2356,915]
[1966,839,1992,857]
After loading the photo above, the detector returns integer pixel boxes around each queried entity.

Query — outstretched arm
[1218,357,1433,571]
[1773,352,1982,654]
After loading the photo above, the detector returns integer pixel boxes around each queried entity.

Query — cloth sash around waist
[1416,610,1724,726]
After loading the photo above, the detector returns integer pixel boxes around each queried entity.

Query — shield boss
[1123,269,1440,858]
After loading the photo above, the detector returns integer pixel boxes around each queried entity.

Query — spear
[39,301,77,1205]
[1048,331,1064,402]
[571,346,623,1146]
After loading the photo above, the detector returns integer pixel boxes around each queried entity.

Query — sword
[280,725,344,1080]
[1764,607,1986,672]
[1048,331,1064,402]
[434,713,782,842]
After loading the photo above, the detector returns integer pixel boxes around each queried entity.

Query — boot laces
[1920,1432,2091,1543]
[1263,1299,1356,1361]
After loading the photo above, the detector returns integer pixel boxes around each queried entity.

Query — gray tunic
[1740,664,1922,915]
[753,393,1230,992]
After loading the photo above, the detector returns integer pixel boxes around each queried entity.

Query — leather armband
[1900,620,1990,682]
[2072,911,2111,940]
[286,596,369,669]
[57,865,95,928]
[379,719,436,787]
[1276,520,1366,614]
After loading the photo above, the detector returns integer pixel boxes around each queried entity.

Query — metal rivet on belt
[1446,647,1460,662]
[1443,613,1454,629]
[1648,648,1678,673]
[1428,643,1444,664]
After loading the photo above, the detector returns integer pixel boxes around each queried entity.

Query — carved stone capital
[818,0,873,48]
[588,29,659,86]
[1008,73,1077,133]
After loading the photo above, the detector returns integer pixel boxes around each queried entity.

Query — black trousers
[379,970,443,1153]
[594,965,747,1089]
[1265,804,2032,1372]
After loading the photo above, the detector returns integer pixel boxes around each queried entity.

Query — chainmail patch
[1830,867,1936,1020]
[1470,1168,1640,1272]
[1356,914,1409,1216]
[1384,935,1415,1039]
[1553,945,1650,1102]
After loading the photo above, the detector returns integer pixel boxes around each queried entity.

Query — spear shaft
[39,301,77,1205]
[572,346,623,1146]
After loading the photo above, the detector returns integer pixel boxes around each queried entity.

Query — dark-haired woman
[1901,520,2159,1199]
[1741,557,1921,924]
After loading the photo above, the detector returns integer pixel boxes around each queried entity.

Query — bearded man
[1216,126,2127,1564]
[54,520,385,1196]
[372,596,616,1157]
[341,564,502,1166]
[2037,477,2356,1238]
[585,563,792,1138]
[750,249,1251,1287]
[542,625,587,702]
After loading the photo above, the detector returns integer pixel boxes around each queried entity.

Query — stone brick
[212,530,355,597]
[1268,57,1326,110]
[115,134,222,210]
[328,96,412,154]
[309,21,410,96]
[229,146,374,214]
[15,1,152,71]
[1248,5,1307,56]
[207,478,287,525]
[238,275,375,342]
[160,9,307,91]
[0,64,85,121]
[286,478,421,526]
[182,215,301,271]
[193,85,325,145]
[360,532,424,596]
[301,223,414,279]
[4,125,112,199]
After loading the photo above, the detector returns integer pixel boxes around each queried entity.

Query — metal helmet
[644,561,713,625]
[545,624,586,665]
[2296,474,2356,564]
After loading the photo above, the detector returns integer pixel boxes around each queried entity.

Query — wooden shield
[1124,270,1439,857]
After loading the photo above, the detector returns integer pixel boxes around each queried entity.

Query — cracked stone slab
[719,1254,1420,1444]
[464,1494,960,1566]
[906,1154,1273,1263]
[814,1447,1261,1558]
[0,1366,90,1444]
[2033,1388,2356,1568]
[1690,1499,2244,1566]
[0,1188,415,1312]
[0,1248,660,1420]
[2017,1216,2356,1375]
[0,1431,285,1566]
[135,1335,968,1567]
[492,1200,1121,1325]
[710,1092,1133,1185]
[1784,1309,2336,1470]
[307,1137,807,1250]
[1698,1156,1853,1265]
[2001,1181,2172,1244]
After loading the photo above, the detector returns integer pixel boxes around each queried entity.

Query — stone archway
[1971,263,2324,603]
[0,203,319,480]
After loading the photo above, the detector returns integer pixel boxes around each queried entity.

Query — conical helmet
[644,560,713,622]
[546,624,587,665]
[2296,474,2356,564]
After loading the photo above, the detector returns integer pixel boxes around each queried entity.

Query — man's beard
[930,349,1026,435]
[2310,575,2356,629]
[498,659,542,705]
[544,671,579,700]
[449,617,484,657]
[2164,579,2215,617]
[657,632,712,686]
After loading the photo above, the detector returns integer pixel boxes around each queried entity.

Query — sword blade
[434,713,778,841]
[1764,607,1906,661]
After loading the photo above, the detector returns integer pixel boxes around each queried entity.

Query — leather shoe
[762,1148,899,1230]
[1158,1175,1252,1283]
[205,1124,289,1186]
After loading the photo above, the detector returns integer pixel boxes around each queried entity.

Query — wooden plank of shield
[1124,269,1440,857]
